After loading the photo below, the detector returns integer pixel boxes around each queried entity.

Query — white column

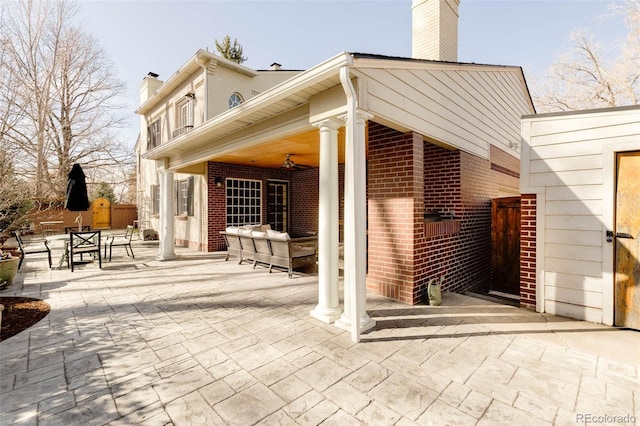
[158,167,176,260]
[335,110,376,337]
[310,118,343,323]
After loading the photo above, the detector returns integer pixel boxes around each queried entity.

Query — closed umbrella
[65,164,90,231]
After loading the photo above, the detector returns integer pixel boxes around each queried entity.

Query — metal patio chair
[69,230,102,272]
[103,225,135,261]
[14,231,52,270]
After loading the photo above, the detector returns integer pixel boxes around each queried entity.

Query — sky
[73,0,630,148]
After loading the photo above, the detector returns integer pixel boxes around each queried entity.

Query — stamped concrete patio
[1,237,639,425]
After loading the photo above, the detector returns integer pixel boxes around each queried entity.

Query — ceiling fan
[281,154,311,170]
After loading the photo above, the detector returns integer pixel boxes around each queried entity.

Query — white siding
[521,106,640,324]
[358,66,532,159]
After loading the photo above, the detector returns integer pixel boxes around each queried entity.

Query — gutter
[339,65,361,343]
[136,49,258,115]
[142,52,354,162]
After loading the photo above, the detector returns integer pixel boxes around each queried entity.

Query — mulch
[0,297,50,342]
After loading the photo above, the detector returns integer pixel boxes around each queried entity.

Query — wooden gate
[614,151,640,330]
[92,197,111,229]
[491,197,521,295]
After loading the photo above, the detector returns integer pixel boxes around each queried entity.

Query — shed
[520,105,640,330]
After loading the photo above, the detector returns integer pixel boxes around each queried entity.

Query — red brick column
[520,194,537,309]
[367,123,425,304]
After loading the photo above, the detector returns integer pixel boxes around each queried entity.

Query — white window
[228,92,243,109]
[174,177,194,216]
[177,98,193,128]
[226,178,261,226]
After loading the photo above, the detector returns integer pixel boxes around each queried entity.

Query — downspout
[196,55,209,121]
[196,54,209,252]
[339,65,360,343]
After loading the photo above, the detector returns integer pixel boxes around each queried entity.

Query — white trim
[602,140,640,326]
[225,178,263,227]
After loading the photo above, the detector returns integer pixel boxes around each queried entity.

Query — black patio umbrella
[65,163,90,231]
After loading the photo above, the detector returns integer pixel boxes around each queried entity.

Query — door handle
[616,232,635,239]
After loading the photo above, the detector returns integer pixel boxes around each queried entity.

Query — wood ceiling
[209,128,348,169]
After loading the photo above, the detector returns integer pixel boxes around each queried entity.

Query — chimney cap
[147,72,159,78]
[270,62,282,70]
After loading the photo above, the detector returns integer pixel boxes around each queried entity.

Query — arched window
[228,92,244,109]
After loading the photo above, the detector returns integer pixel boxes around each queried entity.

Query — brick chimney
[412,0,460,62]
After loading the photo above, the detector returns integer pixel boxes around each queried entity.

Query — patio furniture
[220,226,317,277]
[252,233,272,269]
[14,231,52,270]
[65,225,91,233]
[68,230,102,272]
[103,225,135,261]
[39,221,63,238]
[238,229,257,265]
[268,234,317,278]
[220,230,243,263]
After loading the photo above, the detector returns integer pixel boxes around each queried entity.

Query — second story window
[178,98,193,128]
[173,96,194,138]
[147,119,161,150]
[228,92,243,109]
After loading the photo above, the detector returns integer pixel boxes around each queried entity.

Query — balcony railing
[172,125,194,139]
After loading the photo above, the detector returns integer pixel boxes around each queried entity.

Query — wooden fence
[27,202,137,233]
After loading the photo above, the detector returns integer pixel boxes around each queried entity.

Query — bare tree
[532,0,640,112]
[0,0,131,201]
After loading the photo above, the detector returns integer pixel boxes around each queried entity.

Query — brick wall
[367,123,426,304]
[458,152,496,294]
[290,168,319,237]
[520,194,537,309]
[367,121,514,305]
[421,146,495,298]
[421,143,462,301]
[207,162,319,251]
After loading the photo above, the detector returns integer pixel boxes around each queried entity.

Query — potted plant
[0,249,20,289]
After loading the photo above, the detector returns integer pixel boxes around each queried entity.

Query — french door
[267,180,289,232]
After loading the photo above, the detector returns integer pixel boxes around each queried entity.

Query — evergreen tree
[215,35,247,64]
[92,182,116,204]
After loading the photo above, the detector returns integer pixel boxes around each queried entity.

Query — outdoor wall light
[214,177,223,188]
[185,91,195,99]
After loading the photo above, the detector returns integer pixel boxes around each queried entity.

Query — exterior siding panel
[521,106,640,324]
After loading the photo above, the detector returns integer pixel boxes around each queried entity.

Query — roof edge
[522,104,640,120]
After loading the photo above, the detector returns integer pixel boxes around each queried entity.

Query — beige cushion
[225,227,239,235]
[238,229,252,237]
[267,230,290,241]
[251,231,266,238]
[260,224,272,231]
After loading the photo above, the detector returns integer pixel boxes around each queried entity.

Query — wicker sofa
[221,226,317,278]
